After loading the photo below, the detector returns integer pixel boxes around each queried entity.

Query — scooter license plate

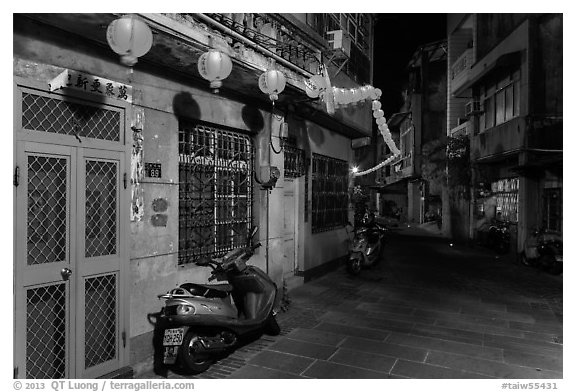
[163,328,184,346]
[163,346,179,365]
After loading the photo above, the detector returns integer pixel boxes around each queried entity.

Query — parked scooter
[347,212,388,275]
[520,228,563,275]
[157,226,280,374]
[478,218,511,254]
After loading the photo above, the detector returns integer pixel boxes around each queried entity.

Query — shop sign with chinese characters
[49,69,132,103]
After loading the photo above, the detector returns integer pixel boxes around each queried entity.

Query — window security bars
[311,153,349,233]
[283,145,306,178]
[178,122,254,265]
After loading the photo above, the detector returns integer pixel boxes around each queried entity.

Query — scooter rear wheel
[178,332,213,374]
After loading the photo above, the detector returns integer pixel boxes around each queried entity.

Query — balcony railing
[201,13,322,74]
[451,48,473,94]
[449,120,472,137]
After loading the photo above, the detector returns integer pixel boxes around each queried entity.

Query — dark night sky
[372,13,447,117]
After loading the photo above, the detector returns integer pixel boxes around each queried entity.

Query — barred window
[178,121,253,265]
[311,153,349,233]
[283,144,306,179]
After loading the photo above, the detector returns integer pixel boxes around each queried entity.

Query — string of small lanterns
[305,72,401,177]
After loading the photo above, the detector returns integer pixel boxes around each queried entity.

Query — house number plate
[145,163,162,178]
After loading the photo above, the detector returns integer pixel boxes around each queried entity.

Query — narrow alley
[140,226,563,379]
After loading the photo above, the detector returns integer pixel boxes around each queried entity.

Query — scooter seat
[180,283,233,298]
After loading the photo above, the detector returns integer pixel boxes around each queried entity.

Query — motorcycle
[520,228,563,275]
[478,219,511,254]
[157,226,280,374]
[347,212,388,275]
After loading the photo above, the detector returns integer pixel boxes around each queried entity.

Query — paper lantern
[376,117,386,125]
[360,86,371,100]
[372,100,382,111]
[373,109,384,118]
[305,74,326,98]
[259,70,286,101]
[107,16,153,66]
[350,89,362,104]
[197,50,233,92]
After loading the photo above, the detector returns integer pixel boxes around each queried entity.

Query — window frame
[177,120,254,266]
[311,153,349,233]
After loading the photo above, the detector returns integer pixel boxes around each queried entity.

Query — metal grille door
[15,84,128,379]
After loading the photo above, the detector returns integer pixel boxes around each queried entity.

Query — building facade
[13,13,375,378]
[447,14,562,249]
[375,40,447,226]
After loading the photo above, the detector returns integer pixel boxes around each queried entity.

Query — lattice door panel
[26,283,68,379]
[84,274,117,369]
[85,160,118,258]
[27,155,68,265]
[21,93,121,142]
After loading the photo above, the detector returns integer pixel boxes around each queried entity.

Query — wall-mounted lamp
[270,121,289,154]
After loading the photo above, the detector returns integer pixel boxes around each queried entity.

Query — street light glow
[351,166,359,173]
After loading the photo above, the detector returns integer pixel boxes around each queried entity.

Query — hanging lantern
[373,109,385,118]
[107,15,153,67]
[372,100,382,111]
[259,70,286,101]
[197,50,233,92]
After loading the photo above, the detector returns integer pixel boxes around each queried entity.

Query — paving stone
[385,332,503,361]
[426,351,562,379]
[319,311,414,334]
[228,364,306,379]
[365,310,437,326]
[267,338,337,360]
[391,359,492,379]
[357,302,416,315]
[328,348,397,373]
[508,320,563,335]
[503,349,562,373]
[248,350,315,374]
[314,322,389,341]
[339,336,427,362]
[284,328,347,347]
[303,360,391,379]
[410,323,485,345]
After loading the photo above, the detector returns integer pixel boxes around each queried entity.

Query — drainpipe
[193,13,313,78]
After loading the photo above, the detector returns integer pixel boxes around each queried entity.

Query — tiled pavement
[138,228,563,379]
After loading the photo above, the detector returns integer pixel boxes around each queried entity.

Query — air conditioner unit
[326,30,351,60]
[465,100,482,117]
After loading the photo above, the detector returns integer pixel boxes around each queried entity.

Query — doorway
[13,81,129,378]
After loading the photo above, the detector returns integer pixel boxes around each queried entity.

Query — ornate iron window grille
[311,153,349,233]
[283,145,306,179]
[178,121,254,266]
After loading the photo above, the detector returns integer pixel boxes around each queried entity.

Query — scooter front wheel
[178,332,213,374]
[347,257,362,275]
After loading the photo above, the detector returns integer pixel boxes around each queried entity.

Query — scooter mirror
[196,256,211,266]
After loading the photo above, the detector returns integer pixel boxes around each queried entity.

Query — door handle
[60,267,73,281]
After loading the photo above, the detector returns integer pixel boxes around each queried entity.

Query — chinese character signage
[49,69,132,103]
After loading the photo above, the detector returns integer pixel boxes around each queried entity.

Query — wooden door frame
[13,76,132,378]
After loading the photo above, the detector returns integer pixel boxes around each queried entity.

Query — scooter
[347,212,387,275]
[520,228,563,275]
[157,226,280,374]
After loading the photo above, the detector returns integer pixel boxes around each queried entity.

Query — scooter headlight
[176,304,196,315]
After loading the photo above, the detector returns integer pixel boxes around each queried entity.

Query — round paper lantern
[107,16,153,66]
[197,50,233,92]
[332,88,343,104]
[305,74,326,98]
[342,89,354,105]
[360,86,371,100]
[373,109,384,118]
[259,70,286,101]
[372,100,382,111]
[376,117,386,125]
[350,89,362,104]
